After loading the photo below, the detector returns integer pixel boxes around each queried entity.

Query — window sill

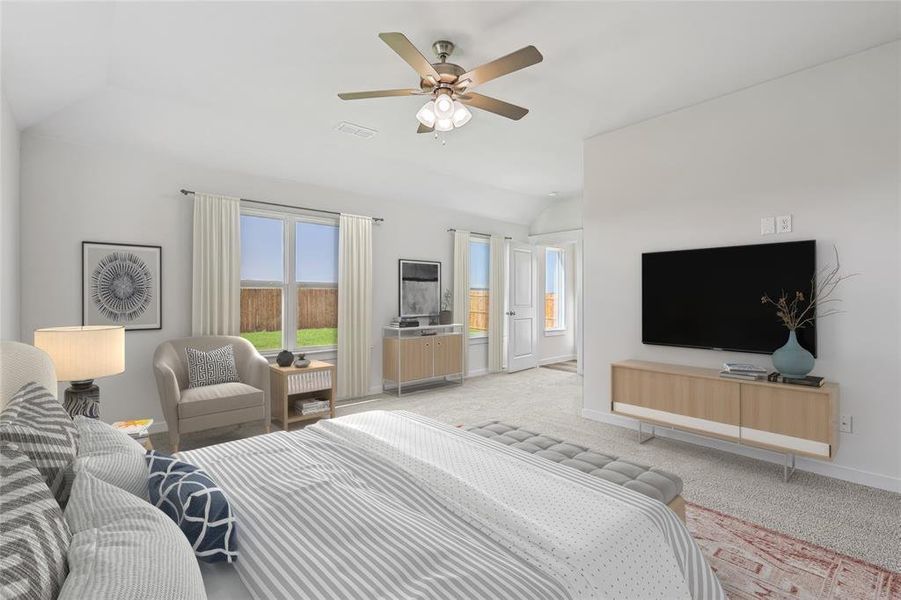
[544,329,567,337]
[260,346,337,359]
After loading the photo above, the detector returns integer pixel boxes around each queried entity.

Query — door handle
[506,310,516,316]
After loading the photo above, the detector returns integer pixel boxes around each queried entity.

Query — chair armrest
[241,352,271,424]
[153,362,181,435]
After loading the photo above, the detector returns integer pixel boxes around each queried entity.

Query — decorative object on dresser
[153,336,270,452]
[294,352,311,368]
[439,288,454,324]
[611,360,838,481]
[276,349,295,367]
[82,241,162,330]
[399,259,441,318]
[33,325,125,418]
[383,323,464,396]
[269,360,336,429]
[761,246,854,378]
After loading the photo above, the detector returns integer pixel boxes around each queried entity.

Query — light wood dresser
[611,360,838,480]
[269,360,336,430]
[383,324,465,396]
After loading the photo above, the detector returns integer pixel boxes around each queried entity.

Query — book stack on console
[111,419,153,440]
[294,399,330,415]
[767,372,826,387]
[719,363,767,381]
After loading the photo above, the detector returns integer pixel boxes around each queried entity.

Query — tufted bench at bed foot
[465,420,686,521]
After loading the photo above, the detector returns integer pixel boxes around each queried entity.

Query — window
[240,211,339,352]
[545,247,565,332]
[469,239,489,337]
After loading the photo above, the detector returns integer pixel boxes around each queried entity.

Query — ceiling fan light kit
[338,32,543,135]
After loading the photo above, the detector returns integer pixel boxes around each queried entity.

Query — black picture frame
[82,241,162,331]
[398,259,442,318]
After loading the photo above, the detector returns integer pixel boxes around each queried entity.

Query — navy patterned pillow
[145,451,238,563]
[185,345,241,388]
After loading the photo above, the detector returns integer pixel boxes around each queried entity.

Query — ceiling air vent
[335,122,377,139]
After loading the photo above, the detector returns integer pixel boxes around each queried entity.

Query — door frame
[527,229,583,375]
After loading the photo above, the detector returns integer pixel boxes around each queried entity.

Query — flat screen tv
[642,240,816,356]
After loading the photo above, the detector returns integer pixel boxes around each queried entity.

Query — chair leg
[168,430,180,454]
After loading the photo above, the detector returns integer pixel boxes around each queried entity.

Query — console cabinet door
[611,366,740,440]
[434,334,463,376]
[399,337,434,382]
[740,385,832,457]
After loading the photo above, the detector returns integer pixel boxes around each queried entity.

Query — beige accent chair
[153,336,269,452]
[0,342,58,408]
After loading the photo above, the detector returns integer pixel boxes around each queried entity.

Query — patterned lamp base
[64,380,100,418]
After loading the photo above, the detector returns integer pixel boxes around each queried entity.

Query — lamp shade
[34,326,125,382]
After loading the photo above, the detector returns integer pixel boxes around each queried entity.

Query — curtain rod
[447,228,512,240]
[179,189,384,223]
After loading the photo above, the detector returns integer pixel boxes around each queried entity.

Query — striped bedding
[180,411,723,600]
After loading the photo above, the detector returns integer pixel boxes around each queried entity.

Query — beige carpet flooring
[152,367,901,572]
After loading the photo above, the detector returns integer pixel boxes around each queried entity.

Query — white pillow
[60,469,206,600]
[74,416,149,501]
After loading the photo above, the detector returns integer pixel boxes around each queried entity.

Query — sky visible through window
[470,241,489,289]
[241,215,338,282]
[547,249,560,293]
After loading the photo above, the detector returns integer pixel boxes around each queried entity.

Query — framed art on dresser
[82,242,162,330]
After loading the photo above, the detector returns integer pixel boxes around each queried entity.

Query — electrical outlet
[760,217,776,235]
[776,214,792,233]
[839,414,852,433]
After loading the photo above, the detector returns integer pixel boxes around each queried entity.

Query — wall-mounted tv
[642,240,816,356]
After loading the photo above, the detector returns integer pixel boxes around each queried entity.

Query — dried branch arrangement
[761,247,855,331]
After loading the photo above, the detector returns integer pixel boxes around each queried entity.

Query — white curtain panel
[337,214,373,400]
[191,193,241,336]
[453,231,470,375]
[488,235,507,372]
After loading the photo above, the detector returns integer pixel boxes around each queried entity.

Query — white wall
[535,242,576,364]
[19,134,528,430]
[583,43,900,490]
[1,93,20,341]
[530,196,582,235]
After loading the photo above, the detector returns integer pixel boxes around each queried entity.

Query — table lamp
[33,325,125,418]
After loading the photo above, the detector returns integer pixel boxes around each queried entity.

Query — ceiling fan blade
[379,32,440,82]
[458,92,529,120]
[417,123,434,134]
[338,88,422,100]
[456,46,543,90]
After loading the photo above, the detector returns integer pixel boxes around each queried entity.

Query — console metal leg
[637,421,656,444]
[783,453,796,482]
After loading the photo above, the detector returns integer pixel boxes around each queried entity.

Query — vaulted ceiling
[3,2,898,223]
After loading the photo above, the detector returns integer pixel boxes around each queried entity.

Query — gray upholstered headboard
[0,342,58,408]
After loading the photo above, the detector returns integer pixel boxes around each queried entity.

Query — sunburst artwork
[83,242,161,330]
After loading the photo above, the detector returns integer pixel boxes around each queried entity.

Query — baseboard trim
[538,354,577,366]
[581,408,901,493]
[467,369,488,378]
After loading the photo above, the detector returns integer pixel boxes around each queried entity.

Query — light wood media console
[611,360,839,481]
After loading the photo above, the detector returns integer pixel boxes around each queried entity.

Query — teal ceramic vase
[771,330,815,378]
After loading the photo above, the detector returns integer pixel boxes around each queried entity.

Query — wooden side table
[269,361,336,431]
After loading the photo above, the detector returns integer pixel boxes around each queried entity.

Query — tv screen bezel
[641,240,817,357]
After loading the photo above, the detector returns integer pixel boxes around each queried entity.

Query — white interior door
[507,242,538,372]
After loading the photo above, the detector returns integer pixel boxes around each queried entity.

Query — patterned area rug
[686,503,900,599]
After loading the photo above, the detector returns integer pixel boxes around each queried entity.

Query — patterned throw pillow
[0,442,71,600]
[0,382,79,506]
[185,345,241,388]
[73,416,149,501]
[146,451,238,563]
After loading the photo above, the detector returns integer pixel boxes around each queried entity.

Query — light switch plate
[776,214,792,233]
[760,216,776,235]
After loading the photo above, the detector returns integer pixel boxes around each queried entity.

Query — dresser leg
[637,421,656,444]
[783,453,796,482]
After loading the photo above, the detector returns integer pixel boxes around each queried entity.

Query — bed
[181,410,724,600]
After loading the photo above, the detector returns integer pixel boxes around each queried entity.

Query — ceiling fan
[338,33,543,134]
